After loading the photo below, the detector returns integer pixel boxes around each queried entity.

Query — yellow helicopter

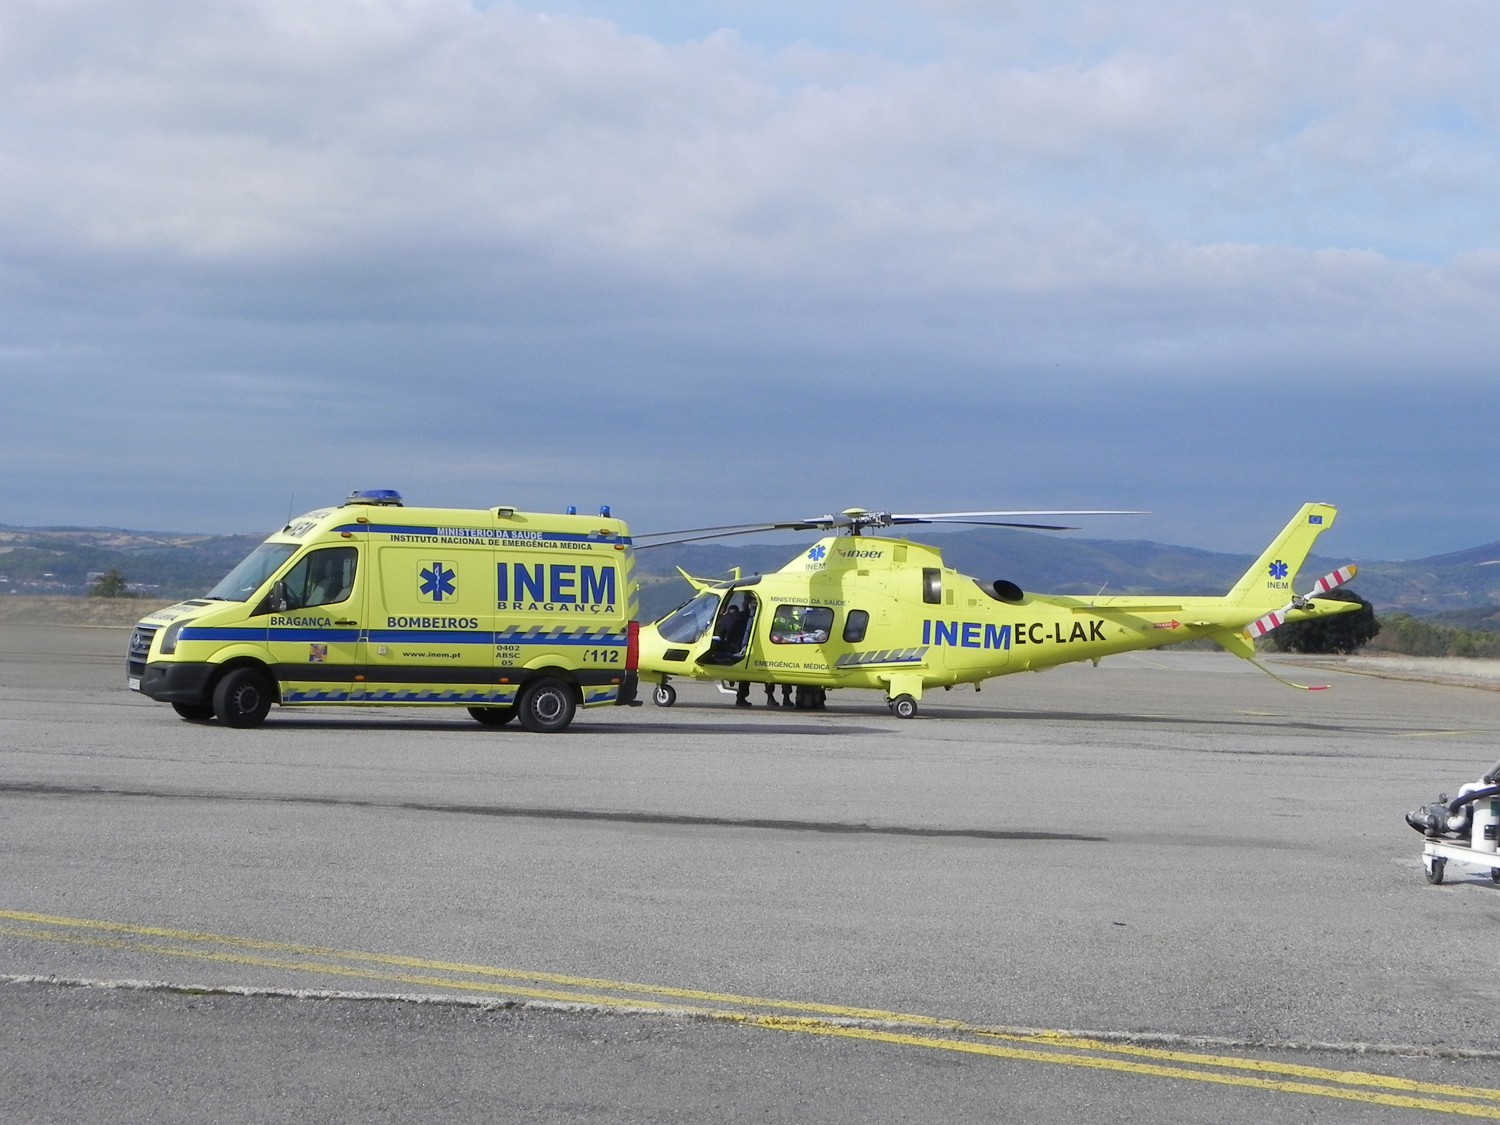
[635,504,1359,718]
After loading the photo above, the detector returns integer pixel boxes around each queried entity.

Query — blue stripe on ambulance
[183,628,626,645]
[359,688,520,704]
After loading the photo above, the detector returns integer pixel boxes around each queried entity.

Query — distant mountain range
[4,522,1498,628]
[640,530,1500,624]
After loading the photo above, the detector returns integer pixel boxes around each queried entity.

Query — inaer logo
[419,561,457,602]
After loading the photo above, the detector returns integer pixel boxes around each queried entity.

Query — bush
[1270,588,1380,654]
[1368,614,1500,658]
[87,569,134,599]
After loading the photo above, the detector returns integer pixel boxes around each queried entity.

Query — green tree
[1373,614,1500,658]
[1270,588,1380,654]
[88,568,134,598]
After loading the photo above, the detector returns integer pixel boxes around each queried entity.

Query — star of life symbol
[419,561,457,602]
[1268,560,1289,581]
[807,544,827,562]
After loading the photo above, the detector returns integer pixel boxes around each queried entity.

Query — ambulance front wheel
[889,694,918,719]
[213,666,274,729]
[517,677,577,733]
[653,684,676,707]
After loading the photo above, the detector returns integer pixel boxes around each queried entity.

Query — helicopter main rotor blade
[635,508,1146,546]
[635,526,815,548]
[633,518,844,548]
[894,520,1081,531]
[885,510,1145,532]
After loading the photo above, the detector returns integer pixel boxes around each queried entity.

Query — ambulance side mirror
[252,581,292,617]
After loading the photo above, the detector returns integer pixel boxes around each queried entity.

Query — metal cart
[1408,760,1500,885]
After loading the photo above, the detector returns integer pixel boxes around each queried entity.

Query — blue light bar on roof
[345,489,404,506]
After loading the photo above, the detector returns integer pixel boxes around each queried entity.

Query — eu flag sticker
[1309,514,1324,525]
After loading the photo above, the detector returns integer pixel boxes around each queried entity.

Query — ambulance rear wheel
[467,706,516,727]
[172,702,216,722]
[653,684,676,707]
[889,694,918,719]
[213,666,273,729]
[518,678,576,733]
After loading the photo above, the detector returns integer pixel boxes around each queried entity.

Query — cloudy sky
[3,0,1496,562]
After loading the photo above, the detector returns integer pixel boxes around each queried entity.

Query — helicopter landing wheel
[653,683,677,707]
[889,694,918,719]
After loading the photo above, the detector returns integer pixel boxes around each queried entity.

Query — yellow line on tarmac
[987,1030,1500,1105]
[775,1022,1500,1120]
[5,909,1500,1118]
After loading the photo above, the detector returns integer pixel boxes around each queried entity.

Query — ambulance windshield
[205,543,299,601]
[656,591,721,643]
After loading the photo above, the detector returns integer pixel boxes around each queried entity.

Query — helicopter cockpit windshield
[656,591,722,644]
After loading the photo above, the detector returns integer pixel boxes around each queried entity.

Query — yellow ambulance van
[127,490,639,731]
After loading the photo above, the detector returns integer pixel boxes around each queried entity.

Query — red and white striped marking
[1247,563,1359,638]
[1311,564,1358,594]
[1247,610,1285,638]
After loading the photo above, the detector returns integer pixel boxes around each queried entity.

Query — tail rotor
[1245,565,1359,640]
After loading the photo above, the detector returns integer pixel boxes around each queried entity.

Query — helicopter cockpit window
[769,605,833,645]
[656,591,721,644]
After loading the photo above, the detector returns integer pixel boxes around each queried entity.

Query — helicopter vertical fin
[675,566,714,594]
[1224,503,1339,609]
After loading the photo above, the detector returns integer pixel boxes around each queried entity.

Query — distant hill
[0,524,263,599]
[4,521,1497,627]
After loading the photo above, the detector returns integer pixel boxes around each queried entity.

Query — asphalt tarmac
[4,624,1500,1123]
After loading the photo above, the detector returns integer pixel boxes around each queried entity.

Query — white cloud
[0,0,1497,556]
